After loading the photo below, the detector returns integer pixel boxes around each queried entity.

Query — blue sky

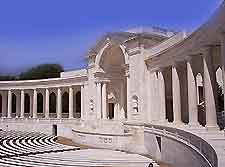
[0,0,222,75]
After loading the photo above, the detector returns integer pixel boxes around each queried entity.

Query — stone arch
[95,43,129,67]
[62,92,69,118]
[49,92,57,118]
[95,43,128,120]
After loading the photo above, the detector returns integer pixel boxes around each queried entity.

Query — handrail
[144,124,217,167]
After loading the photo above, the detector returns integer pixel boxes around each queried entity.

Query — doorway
[52,124,57,136]
[109,103,114,120]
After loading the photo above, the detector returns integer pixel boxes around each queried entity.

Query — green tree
[0,75,16,81]
[19,64,64,80]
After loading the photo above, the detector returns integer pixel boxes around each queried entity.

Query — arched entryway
[37,93,44,118]
[11,93,17,118]
[62,92,69,118]
[96,44,127,120]
[75,91,81,118]
[49,92,57,118]
[24,93,30,117]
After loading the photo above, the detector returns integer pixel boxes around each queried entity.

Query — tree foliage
[0,75,16,81]
[19,64,64,80]
[0,64,64,81]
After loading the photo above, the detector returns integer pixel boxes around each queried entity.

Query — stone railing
[144,124,217,167]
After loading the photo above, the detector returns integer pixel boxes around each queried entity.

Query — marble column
[126,70,131,120]
[120,82,125,120]
[20,90,25,118]
[147,71,153,122]
[2,92,7,117]
[102,82,107,119]
[172,65,182,124]
[29,92,33,118]
[45,89,49,119]
[114,103,119,120]
[57,88,62,119]
[96,82,102,119]
[81,85,85,120]
[158,70,166,123]
[187,60,199,126]
[202,47,218,129]
[74,90,76,117]
[149,71,160,122]
[7,90,12,118]
[69,87,73,119]
[33,89,37,119]
[16,92,21,118]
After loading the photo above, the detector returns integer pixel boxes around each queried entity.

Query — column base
[205,124,220,131]
[188,122,201,128]
[173,121,183,126]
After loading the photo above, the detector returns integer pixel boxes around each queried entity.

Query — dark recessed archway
[12,93,17,116]
[49,92,56,115]
[62,92,69,118]
[75,91,81,118]
[0,94,2,115]
[37,93,44,114]
[24,93,30,115]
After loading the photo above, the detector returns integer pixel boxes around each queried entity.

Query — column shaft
[187,60,199,126]
[69,87,73,119]
[203,48,218,129]
[96,82,102,119]
[7,90,12,118]
[172,66,182,124]
[127,75,131,120]
[29,93,33,118]
[147,71,152,122]
[20,90,25,118]
[149,71,159,122]
[33,89,37,119]
[102,83,107,119]
[120,82,125,120]
[158,71,166,123]
[57,88,62,119]
[2,92,7,117]
[45,89,49,119]
[16,93,21,117]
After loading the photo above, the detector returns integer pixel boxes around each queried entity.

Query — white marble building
[1,1,225,167]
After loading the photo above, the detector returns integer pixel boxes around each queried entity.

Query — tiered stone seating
[0,130,78,158]
[0,130,157,167]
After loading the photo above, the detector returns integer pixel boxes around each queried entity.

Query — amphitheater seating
[0,130,158,167]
